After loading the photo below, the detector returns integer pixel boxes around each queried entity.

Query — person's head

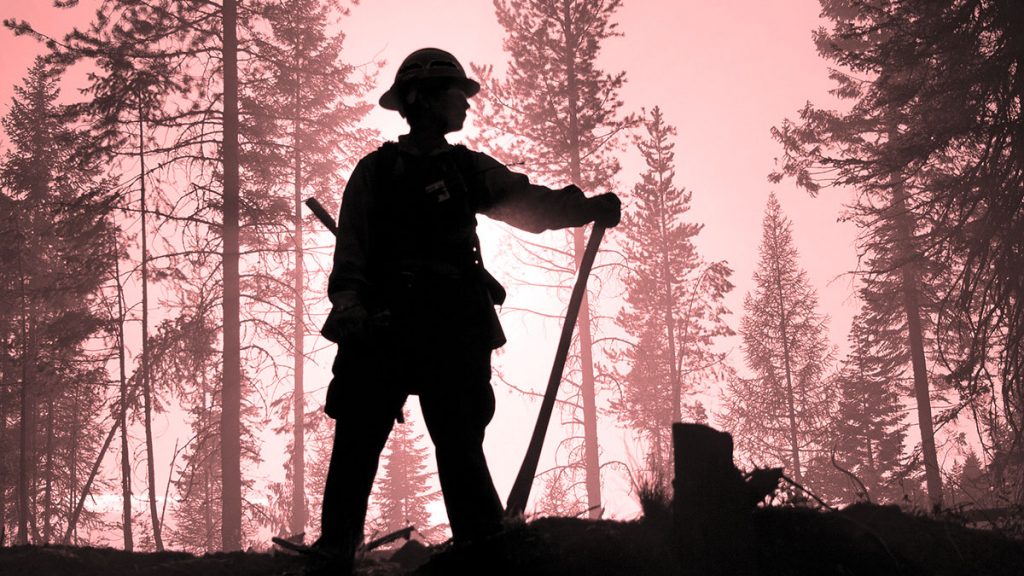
[379,48,480,134]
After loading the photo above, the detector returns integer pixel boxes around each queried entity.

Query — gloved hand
[588,192,621,228]
[321,303,369,343]
[321,291,369,343]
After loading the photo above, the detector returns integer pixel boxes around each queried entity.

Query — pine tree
[241,0,374,537]
[69,15,184,551]
[771,0,1024,507]
[533,472,573,518]
[154,275,259,553]
[471,0,631,518]
[374,411,442,543]
[41,0,292,546]
[814,311,907,504]
[855,181,946,508]
[719,193,834,485]
[612,107,732,482]
[950,451,989,508]
[0,58,117,544]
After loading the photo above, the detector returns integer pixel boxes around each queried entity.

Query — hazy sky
[1,0,862,531]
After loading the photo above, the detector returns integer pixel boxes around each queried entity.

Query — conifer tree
[814,311,907,504]
[771,0,1024,507]
[719,193,834,485]
[471,0,631,518]
[12,0,251,547]
[0,58,117,544]
[242,0,374,537]
[68,15,185,551]
[950,451,989,508]
[612,107,732,481]
[374,411,442,543]
[854,184,945,508]
[6,1,265,546]
[154,274,259,552]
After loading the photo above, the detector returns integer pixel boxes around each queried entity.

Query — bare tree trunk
[573,230,603,519]
[290,89,307,537]
[892,181,943,509]
[204,438,214,550]
[564,15,602,517]
[63,411,120,543]
[67,386,80,544]
[113,249,134,551]
[773,261,802,484]
[663,243,681,428]
[220,0,244,551]
[0,332,7,543]
[138,100,163,552]
[16,257,32,545]
[42,397,53,543]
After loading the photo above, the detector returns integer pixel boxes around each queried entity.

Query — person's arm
[469,151,619,232]
[328,157,374,302]
[322,157,375,343]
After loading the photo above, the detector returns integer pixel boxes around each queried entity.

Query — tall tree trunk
[204,437,214,550]
[113,248,134,551]
[67,386,80,544]
[16,256,32,545]
[138,99,163,552]
[773,262,803,484]
[659,155,681,432]
[0,333,7,544]
[221,0,244,551]
[63,407,121,543]
[573,230,602,518]
[42,397,53,543]
[290,90,307,537]
[565,28,602,516]
[892,181,943,509]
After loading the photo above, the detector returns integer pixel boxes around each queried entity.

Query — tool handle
[305,197,338,236]
[506,225,606,516]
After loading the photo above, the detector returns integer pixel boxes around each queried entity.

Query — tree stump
[673,423,756,575]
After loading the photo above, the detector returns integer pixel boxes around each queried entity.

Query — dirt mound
[2,505,1022,575]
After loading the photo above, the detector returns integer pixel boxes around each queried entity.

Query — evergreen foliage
[719,193,834,486]
[811,311,908,505]
[0,59,117,544]
[242,0,374,537]
[471,0,632,518]
[5,0,376,548]
[372,411,443,544]
[771,0,1024,505]
[612,107,732,483]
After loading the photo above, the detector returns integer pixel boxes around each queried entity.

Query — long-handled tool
[505,225,606,517]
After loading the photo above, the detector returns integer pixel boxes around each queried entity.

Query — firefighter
[313,47,620,574]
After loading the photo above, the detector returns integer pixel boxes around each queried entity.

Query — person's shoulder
[452,145,503,171]
[353,142,400,171]
[362,142,400,163]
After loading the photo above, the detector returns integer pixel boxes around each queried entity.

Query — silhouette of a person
[314,47,620,574]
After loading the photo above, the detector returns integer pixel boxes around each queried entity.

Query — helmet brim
[379,76,481,111]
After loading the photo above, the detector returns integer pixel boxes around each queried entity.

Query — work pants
[319,338,504,558]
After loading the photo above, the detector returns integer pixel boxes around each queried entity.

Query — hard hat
[379,48,480,111]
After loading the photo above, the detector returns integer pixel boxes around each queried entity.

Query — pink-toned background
[0,0,862,539]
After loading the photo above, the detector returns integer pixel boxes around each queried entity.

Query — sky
[0,0,865,540]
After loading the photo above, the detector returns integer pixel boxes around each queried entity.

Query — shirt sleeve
[327,156,374,305]
[470,151,594,233]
